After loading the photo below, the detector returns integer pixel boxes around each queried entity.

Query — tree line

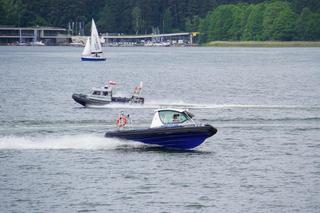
[199,1,320,42]
[0,0,319,41]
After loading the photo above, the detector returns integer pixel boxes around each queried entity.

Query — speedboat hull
[105,125,217,149]
[81,56,107,61]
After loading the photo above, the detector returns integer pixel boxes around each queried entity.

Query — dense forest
[0,0,319,41]
[199,1,320,42]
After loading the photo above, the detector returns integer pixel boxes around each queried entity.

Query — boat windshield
[92,90,101,95]
[158,110,189,125]
[92,90,109,96]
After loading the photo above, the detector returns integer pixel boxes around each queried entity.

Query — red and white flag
[108,80,117,86]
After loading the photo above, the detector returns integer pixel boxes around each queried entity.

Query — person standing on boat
[116,111,128,128]
[126,114,132,128]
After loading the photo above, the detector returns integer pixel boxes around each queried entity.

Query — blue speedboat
[105,109,217,149]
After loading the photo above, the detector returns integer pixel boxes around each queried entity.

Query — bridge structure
[0,27,71,45]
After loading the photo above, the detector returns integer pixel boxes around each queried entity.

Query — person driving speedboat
[172,114,180,123]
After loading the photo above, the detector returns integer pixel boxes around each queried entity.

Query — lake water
[0,46,319,212]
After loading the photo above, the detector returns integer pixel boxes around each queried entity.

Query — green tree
[163,8,172,33]
[228,4,248,40]
[98,1,118,33]
[242,3,265,40]
[33,16,47,26]
[185,15,200,32]
[1,0,25,26]
[0,0,7,25]
[272,6,296,40]
[131,6,142,35]
[291,0,320,13]
[262,1,296,40]
[296,7,314,40]
[310,13,320,40]
[207,5,234,40]
[198,16,209,43]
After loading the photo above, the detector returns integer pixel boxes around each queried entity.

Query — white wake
[86,100,316,110]
[0,134,137,150]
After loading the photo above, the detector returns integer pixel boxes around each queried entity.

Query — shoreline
[205,41,320,47]
[1,41,320,47]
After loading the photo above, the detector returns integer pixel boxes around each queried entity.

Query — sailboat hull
[81,56,107,61]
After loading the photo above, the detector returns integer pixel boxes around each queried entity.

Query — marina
[0,26,195,47]
[0,26,70,45]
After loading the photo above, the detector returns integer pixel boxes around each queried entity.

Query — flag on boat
[108,80,117,86]
[133,81,143,95]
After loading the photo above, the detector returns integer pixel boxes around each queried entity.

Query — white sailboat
[81,19,106,61]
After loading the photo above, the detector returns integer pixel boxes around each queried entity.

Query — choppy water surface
[0,46,319,212]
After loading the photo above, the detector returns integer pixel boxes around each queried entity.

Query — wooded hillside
[1,0,319,41]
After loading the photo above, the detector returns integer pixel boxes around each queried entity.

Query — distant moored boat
[29,41,45,46]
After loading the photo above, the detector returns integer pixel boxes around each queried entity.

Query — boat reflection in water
[105,109,217,150]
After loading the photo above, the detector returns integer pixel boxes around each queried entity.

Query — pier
[101,32,197,46]
[0,26,197,46]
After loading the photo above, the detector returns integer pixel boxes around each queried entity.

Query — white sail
[82,38,91,56]
[90,19,103,53]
